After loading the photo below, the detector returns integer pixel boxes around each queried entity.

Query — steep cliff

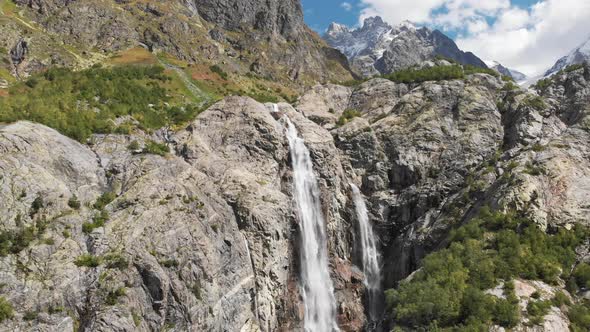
[1,61,590,331]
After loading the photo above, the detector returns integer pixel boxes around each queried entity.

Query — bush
[127,140,140,151]
[105,287,126,305]
[74,254,101,267]
[464,65,500,77]
[82,210,109,234]
[551,291,571,307]
[569,304,590,331]
[30,195,44,217]
[385,208,589,330]
[527,300,551,325]
[573,263,590,289]
[0,65,205,142]
[336,109,362,127]
[143,140,169,156]
[68,195,81,209]
[0,297,13,323]
[209,65,228,80]
[385,65,465,83]
[564,64,584,73]
[94,192,116,210]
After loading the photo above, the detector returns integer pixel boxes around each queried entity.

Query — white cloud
[358,0,590,75]
[340,2,353,11]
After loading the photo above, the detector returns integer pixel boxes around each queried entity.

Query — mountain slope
[488,61,527,81]
[545,36,590,76]
[324,16,487,77]
[1,0,353,87]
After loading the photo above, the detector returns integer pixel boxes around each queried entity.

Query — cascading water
[284,116,340,332]
[350,184,383,327]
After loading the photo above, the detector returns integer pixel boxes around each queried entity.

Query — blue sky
[302,0,538,35]
[301,0,590,75]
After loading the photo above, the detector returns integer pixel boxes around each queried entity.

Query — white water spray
[284,117,340,332]
[351,184,382,324]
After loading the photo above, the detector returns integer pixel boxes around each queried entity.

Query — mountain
[324,16,488,77]
[487,61,527,81]
[3,2,590,332]
[545,36,590,76]
[1,0,353,87]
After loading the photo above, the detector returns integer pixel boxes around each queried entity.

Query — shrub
[209,65,228,80]
[23,311,38,321]
[386,65,464,83]
[523,96,547,111]
[94,192,116,210]
[464,65,500,77]
[564,64,584,73]
[68,195,81,209]
[569,304,590,331]
[143,140,169,156]
[127,140,140,151]
[0,297,13,322]
[105,287,126,305]
[336,109,362,127]
[105,254,128,270]
[74,254,101,267]
[82,210,109,234]
[551,291,571,307]
[385,208,589,330]
[0,65,205,142]
[527,300,551,325]
[30,195,44,217]
[573,263,590,289]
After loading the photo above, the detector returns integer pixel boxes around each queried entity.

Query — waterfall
[284,117,340,332]
[350,184,382,326]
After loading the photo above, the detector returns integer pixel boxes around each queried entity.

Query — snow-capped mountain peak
[324,16,487,77]
[485,60,527,82]
[545,36,590,77]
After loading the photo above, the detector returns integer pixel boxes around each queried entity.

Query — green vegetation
[68,195,81,210]
[127,140,140,151]
[209,65,228,80]
[74,254,101,268]
[23,311,38,321]
[535,78,552,91]
[104,253,128,270]
[93,192,116,210]
[523,96,547,111]
[572,263,590,289]
[105,287,126,305]
[385,207,589,330]
[564,64,584,73]
[527,299,552,325]
[0,65,208,142]
[143,140,169,156]
[0,297,14,323]
[30,195,44,217]
[569,303,590,331]
[385,65,465,84]
[463,65,500,77]
[0,218,51,256]
[336,109,362,127]
[82,210,109,234]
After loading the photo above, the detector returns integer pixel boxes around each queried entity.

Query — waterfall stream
[284,116,340,332]
[351,184,382,327]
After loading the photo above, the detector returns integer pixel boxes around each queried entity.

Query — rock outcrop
[0,97,365,331]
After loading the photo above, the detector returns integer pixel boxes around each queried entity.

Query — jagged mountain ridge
[324,16,488,77]
[545,36,590,76]
[1,0,353,87]
[487,60,527,81]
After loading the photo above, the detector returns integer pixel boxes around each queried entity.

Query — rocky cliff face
[324,16,487,77]
[1,56,590,330]
[3,0,353,85]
